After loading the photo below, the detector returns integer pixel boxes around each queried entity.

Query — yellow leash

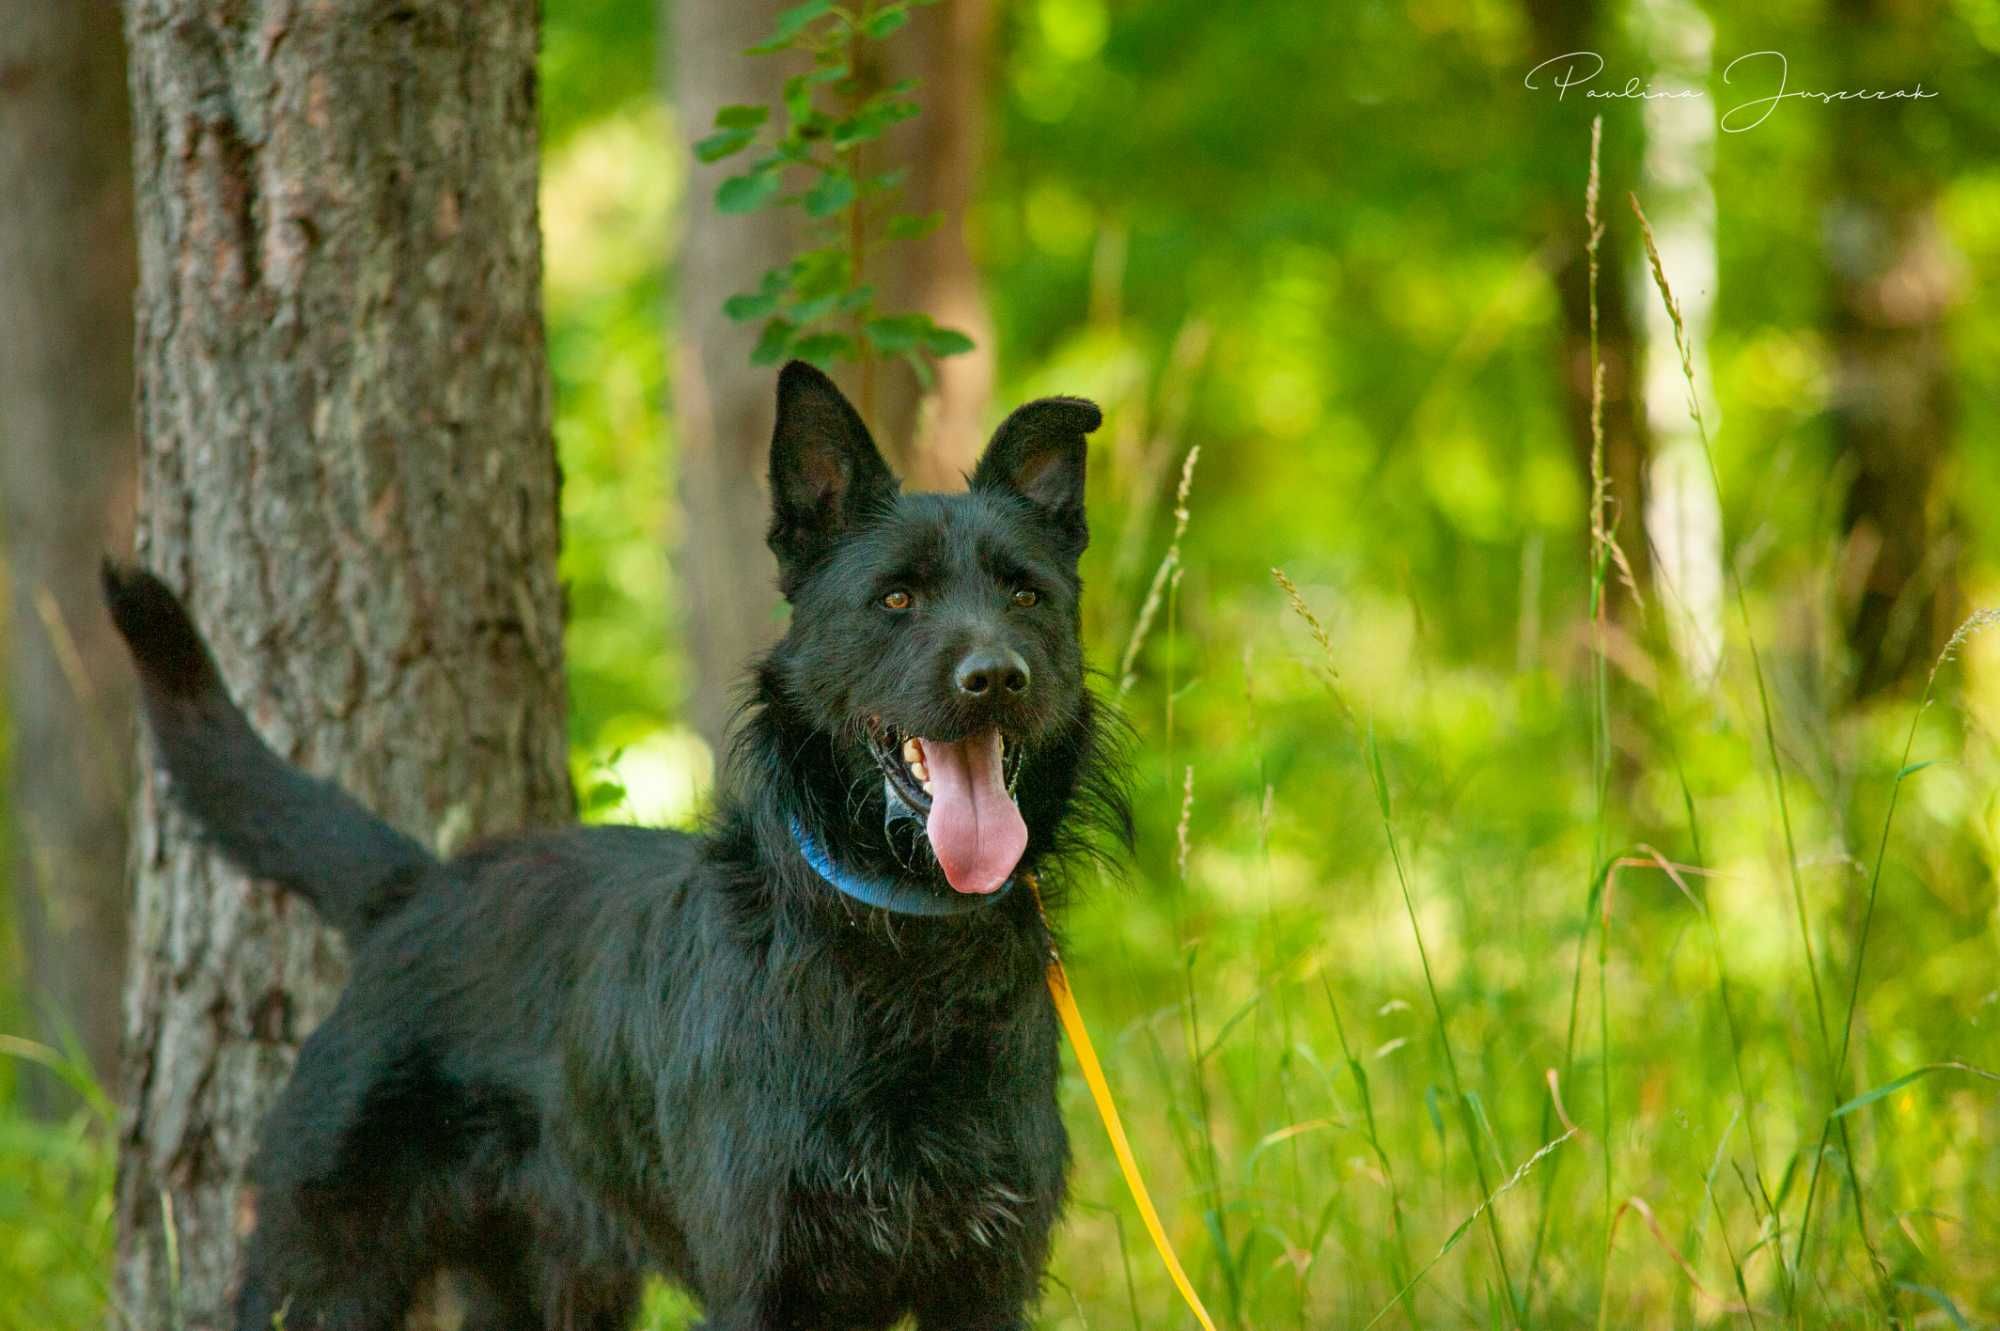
[1030,877,1220,1331]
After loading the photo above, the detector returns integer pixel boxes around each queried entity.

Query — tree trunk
[670,0,797,752]
[0,0,137,1109]
[114,4,570,1328]
[1632,0,1724,685]
[870,0,997,491]
[1521,0,1651,622]
[1828,0,1958,697]
[1546,227,1651,598]
[668,0,996,749]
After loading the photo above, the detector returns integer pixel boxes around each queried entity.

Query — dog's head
[756,360,1117,900]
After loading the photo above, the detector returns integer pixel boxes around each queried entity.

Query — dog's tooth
[922,780,934,795]
[901,738,920,763]
[910,759,929,782]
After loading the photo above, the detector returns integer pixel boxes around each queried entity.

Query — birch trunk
[1634,0,1723,683]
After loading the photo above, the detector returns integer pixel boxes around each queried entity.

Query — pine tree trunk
[114,4,570,1327]
[670,0,798,752]
[1632,0,1724,684]
[0,0,137,1108]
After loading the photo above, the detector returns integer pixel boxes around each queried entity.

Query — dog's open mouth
[868,720,1027,895]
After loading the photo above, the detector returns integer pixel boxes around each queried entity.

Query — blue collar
[788,816,1016,918]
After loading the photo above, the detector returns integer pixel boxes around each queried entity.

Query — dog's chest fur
[556,864,1069,1302]
[786,1023,1064,1263]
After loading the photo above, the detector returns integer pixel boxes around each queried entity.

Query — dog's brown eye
[1012,588,1039,608]
[881,590,912,611]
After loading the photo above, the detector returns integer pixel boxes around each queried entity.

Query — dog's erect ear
[971,396,1101,557]
[767,361,898,591]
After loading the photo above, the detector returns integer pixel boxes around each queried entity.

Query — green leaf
[803,172,857,219]
[1769,1150,1800,1209]
[1243,1119,1337,1178]
[920,324,975,357]
[862,5,909,39]
[865,314,928,354]
[790,331,855,363]
[716,168,782,214]
[787,290,844,324]
[751,318,798,365]
[1830,1061,2000,1119]
[732,263,800,319]
[1367,724,1392,819]
[712,104,770,130]
[1895,1283,1972,1331]
[694,128,756,163]
[791,246,852,298]
[723,289,780,322]
[746,0,833,55]
[886,210,943,240]
[830,117,886,150]
[1200,1209,1236,1285]
[832,98,920,149]
[1895,759,1937,782]
[783,72,817,124]
[1198,992,1264,1064]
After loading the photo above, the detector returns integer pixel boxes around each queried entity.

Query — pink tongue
[922,731,1027,894]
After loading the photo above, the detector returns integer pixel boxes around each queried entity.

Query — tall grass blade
[1828,1061,2000,1119]
[1275,569,1523,1324]
[1630,190,1894,1310]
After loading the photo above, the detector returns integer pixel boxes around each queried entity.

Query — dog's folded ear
[767,361,899,593]
[972,396,1102,558]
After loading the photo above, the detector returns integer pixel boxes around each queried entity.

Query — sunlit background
[6,0,1999,1325]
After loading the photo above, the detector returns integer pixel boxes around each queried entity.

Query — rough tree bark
[1828,0,1959,697]
[670,0,797,752]
[0,0,137,1107]
[114,4,571,1327]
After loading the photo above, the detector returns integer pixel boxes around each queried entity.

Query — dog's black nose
[955,648,1030,699]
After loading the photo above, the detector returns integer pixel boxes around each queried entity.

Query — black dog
[105,361,1130,1331]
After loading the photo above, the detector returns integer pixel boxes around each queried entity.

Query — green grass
[1032,554,1998,1330]
[0,1038,117,1331]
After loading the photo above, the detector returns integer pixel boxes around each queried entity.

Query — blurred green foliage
[7,0,2000,1326]
[697,0,976,374]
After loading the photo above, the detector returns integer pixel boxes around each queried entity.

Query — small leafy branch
[698,0,973,420]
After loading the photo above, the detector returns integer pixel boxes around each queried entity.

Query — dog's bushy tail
[102,563,437,936]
